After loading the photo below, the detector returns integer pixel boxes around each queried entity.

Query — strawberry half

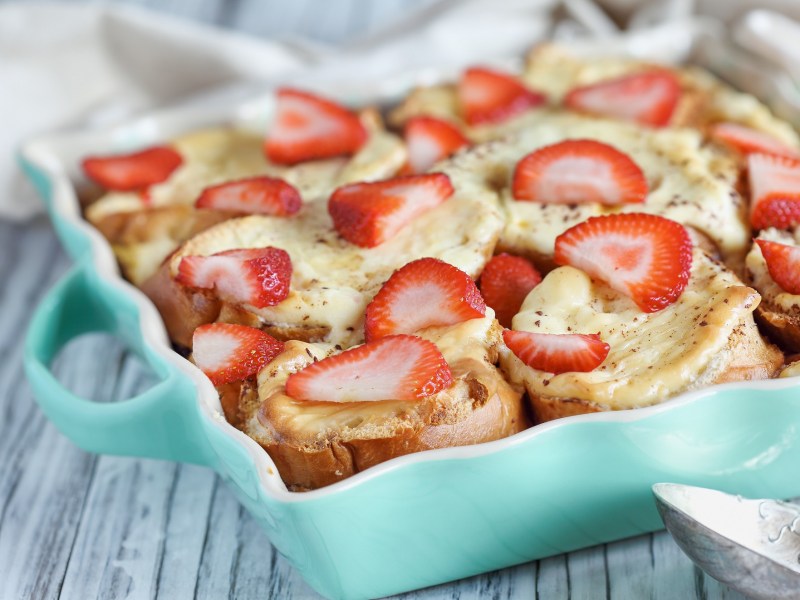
[176,247,292,308]
[554,213,693,313]
[285,334,453,402]
[564,71,680,127]
[264,88,367,165]
[749,153,800,230]
[365,258,485,341]
[404,116,470,174]
[710,122,799,159]
[329,173,455,247]
[512,139,648,205]
[458,67,546,126]
[502,330,609,374]
[479,254,542,328]
[82,146,183,191]
[195,176,302,216]
[755,239,800,295]
[192,323,284,386]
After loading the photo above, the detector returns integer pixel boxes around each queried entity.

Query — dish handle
[24,263,215,467]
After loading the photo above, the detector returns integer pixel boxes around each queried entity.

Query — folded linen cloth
[3,0,800,221]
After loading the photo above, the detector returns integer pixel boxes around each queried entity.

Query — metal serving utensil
[652,483,800,600]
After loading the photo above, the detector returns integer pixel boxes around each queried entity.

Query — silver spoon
[652,483,800,600]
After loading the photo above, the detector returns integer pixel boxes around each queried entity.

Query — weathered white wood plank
[605,535,655,599]
[567,545,609,600]
[58,352,182,600]
[154,464,217,599]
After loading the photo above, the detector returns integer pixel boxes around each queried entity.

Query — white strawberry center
[303,342,426,402]
[583,80,669,120]
[408,134,444,174]
[194,330,240,371]
[539,157,619,204]
[273,95,342,143]
[190,256,256,303]
[379,182,447,239]
[578,234,653,292]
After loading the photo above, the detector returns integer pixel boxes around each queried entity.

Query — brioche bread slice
[500,248,782,423]
[745,228,800,352]
[235,315,526,490]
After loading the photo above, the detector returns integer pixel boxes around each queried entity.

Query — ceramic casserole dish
[19,67,800,599]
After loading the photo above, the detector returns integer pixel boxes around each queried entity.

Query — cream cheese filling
[499,248,761,409]
[169,162,504,347]
[435,111,748,262]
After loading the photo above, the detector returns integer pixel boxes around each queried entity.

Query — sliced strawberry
[195,176,302,216]
[82,146,182,191]
[755,239,800,294]
[404,116,470,174]
[479,254,542,328]
[554,213,693,312]
[264,88,367,165]
[502,330,609,374]
[176,247,292,308]
[512,139,648,205]
[749,153,800,230]
[285,334,453,402]
[329,173,455,247]
[365,258,485,341]
[564,71,680,127]
[192,323,284,386]
[458,67,546,126]
[710,122,799,159]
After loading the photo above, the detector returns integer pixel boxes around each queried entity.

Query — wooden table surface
[1,0,752,598]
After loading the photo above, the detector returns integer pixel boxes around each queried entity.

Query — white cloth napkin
[4,0,800,221]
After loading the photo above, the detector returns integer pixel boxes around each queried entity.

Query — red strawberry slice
[749,153,800,230]
[554,213,693,313]
[404,116,470,174]
[264,88,367,165]
[512,139,648,205]
[82,146,183,191]
[192,323,284,386]
[502,330,609,374]
[564,71,680,127]
[458,67,547,126]
[329,173,455,248]
[364,258,485,341]
[176,247,292,308]
[285,334,453,402]
[479,254,542,328]
[710,122,799,159]
[195,176,302,216]
[755,239,800,294]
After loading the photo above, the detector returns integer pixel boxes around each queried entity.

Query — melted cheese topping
[85,112,406,224]
[499,249,761,409]
[746,227,800,316]
[250,314,501,444]
[169,162,504,346]
[438,111,747,262]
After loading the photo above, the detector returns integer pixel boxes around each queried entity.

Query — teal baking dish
[19,80,800,600]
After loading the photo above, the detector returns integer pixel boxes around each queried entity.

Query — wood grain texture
[0,0,753,598]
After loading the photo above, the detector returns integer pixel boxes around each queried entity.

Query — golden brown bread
[235,319,528,490]
[93,206,233,286]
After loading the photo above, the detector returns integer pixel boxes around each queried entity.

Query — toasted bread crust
[93,206,233,286]
[239,334,528,490]
[754,304,800,353]
[527,316,783,423]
